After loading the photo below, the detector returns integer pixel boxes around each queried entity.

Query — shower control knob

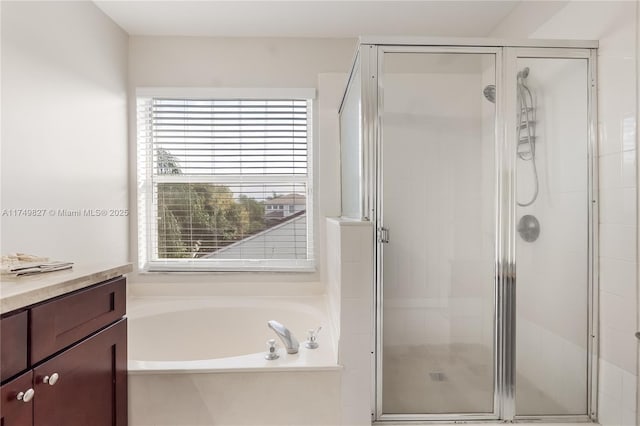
[517,215,540,242]
[42,373,59,386]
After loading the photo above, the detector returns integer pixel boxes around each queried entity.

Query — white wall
[0,1,129,264]
[493,1,638,423]
[127,36,355,292]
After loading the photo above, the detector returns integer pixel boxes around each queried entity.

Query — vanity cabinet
[0,276,127,426]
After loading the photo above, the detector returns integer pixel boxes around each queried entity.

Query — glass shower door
[513,54,592,417]
[378,49,498,418]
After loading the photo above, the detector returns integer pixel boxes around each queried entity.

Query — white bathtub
[128,296,338,373]
[127,296,341,425]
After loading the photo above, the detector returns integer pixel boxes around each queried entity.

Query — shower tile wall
[492,1,638,424]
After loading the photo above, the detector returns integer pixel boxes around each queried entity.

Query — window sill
[140,268,317,274]
[141,260,316,274]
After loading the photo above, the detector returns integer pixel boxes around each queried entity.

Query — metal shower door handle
[377,227,389,244]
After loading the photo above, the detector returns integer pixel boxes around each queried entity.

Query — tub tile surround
[129,371,341,426]
[326,218,374,425]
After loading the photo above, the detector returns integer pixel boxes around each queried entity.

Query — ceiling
[93,1,522,38]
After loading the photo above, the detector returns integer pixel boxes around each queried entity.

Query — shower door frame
[366,40,599,424]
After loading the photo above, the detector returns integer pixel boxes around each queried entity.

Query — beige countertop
[0,263,133,314]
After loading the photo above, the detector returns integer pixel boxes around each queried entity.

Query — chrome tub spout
[267,320,299,354]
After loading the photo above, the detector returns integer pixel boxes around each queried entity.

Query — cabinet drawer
[1,310,28,382]
[31,277,126,364]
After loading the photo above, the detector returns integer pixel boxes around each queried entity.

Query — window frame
[136,87,316,273]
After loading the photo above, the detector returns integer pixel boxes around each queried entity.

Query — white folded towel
[8,261,74,276]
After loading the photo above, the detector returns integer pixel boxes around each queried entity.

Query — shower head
[483,84,496,103]
[484,67,530,103]
[517,67,530,80]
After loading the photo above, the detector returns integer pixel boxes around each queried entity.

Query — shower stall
[338,38,598,423]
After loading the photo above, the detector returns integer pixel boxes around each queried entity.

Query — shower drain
[429,372,447,382]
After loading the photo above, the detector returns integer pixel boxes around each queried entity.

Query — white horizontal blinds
[151,99,308,175]
[140,96,311,267]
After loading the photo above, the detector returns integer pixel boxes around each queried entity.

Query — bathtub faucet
[267,320,299,354]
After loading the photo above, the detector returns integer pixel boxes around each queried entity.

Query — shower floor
[382,343,566,415]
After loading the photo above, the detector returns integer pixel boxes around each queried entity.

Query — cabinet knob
[43,373,59,386]
[16,388,34,403]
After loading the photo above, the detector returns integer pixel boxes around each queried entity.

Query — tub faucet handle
[305,326,322,349]
[265,339,279,360]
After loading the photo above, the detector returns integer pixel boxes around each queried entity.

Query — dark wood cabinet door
[1,370,33,426]
[33,319,127,426]
[1,310,28,382]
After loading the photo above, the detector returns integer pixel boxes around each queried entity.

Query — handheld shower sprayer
[482,67,538,208]
[517,67,530,80]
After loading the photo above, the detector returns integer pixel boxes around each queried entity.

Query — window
[137,88,314,272]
